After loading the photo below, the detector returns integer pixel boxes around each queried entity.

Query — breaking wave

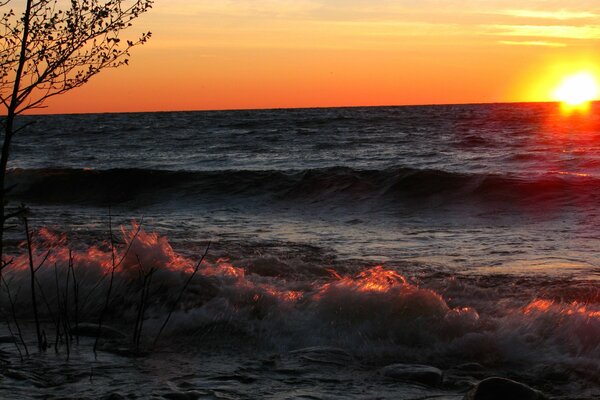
[2,224,599,382]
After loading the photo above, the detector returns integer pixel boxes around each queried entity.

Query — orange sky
[37,1,600,114]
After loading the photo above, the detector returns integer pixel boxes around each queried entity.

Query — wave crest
[7,167,600,209]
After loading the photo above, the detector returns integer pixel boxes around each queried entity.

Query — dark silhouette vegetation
[0,0,208,358]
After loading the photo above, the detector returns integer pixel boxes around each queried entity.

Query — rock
[463,377,546,400]
[444,362,490,389]
[380,364,443,386]
[289,346,353,366]
[70,323,126,339]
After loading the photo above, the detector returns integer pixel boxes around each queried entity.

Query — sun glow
[552,72,599,107]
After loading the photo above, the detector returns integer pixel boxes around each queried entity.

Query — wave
[6,166,600,209]
[2,224,599,394]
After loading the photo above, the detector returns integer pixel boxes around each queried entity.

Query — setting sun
[552,72,599,106]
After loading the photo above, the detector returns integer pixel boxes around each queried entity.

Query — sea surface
[1,103,600,399]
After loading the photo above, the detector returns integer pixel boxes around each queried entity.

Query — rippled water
[11,103,600,175]
[8,102,600,274]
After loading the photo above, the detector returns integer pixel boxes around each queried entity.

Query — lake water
[1,103,599,399]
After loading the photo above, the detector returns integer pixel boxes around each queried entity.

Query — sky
[35,0,600,113]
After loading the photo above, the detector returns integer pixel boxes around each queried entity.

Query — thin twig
[94,214,143,355]
[1,277,28,356]
[34,275,58,334]
[23,216,43,351]
[153,242,211,348]
[54,263,61,353]
[137,268,154,351]
[81,273,107,311]
[69,249,79,345]
[62,262,71,360]
[33,249,51,273]
[4,316,23,361]
[133,254,156,352]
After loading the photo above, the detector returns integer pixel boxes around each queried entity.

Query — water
[13,103,600,174]
[1,103,600,399]
[11,102,600,273]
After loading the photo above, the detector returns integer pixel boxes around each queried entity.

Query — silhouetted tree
[0,0,153,266]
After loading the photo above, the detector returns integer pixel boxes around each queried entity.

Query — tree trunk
[0,116,12,266]
[0,0,33,264]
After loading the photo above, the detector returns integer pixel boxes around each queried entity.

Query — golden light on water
[552,72,599,110]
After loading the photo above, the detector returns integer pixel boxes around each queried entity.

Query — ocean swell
[6,166,599,209]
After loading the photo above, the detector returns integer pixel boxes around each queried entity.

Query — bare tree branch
[0,0,153,280]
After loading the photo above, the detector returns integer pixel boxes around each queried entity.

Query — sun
[552,72,599,106]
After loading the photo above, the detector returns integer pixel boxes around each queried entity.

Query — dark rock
[289,346,353,366]
[444,362,490,388]
[464,377,546,400]
[380,363,443,386]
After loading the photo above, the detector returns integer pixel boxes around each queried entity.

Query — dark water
[10,102,600,272]
[1,103,600,399]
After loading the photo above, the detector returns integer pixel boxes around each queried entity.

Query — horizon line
[17,99,581,117]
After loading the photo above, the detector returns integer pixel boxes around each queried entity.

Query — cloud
[156,0,322,18]
[148,0,600,50]
[498,40,567,47]
[498,9,599,20]
[486,24,600,40]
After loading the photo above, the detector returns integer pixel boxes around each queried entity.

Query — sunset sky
[43,0,600,114]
